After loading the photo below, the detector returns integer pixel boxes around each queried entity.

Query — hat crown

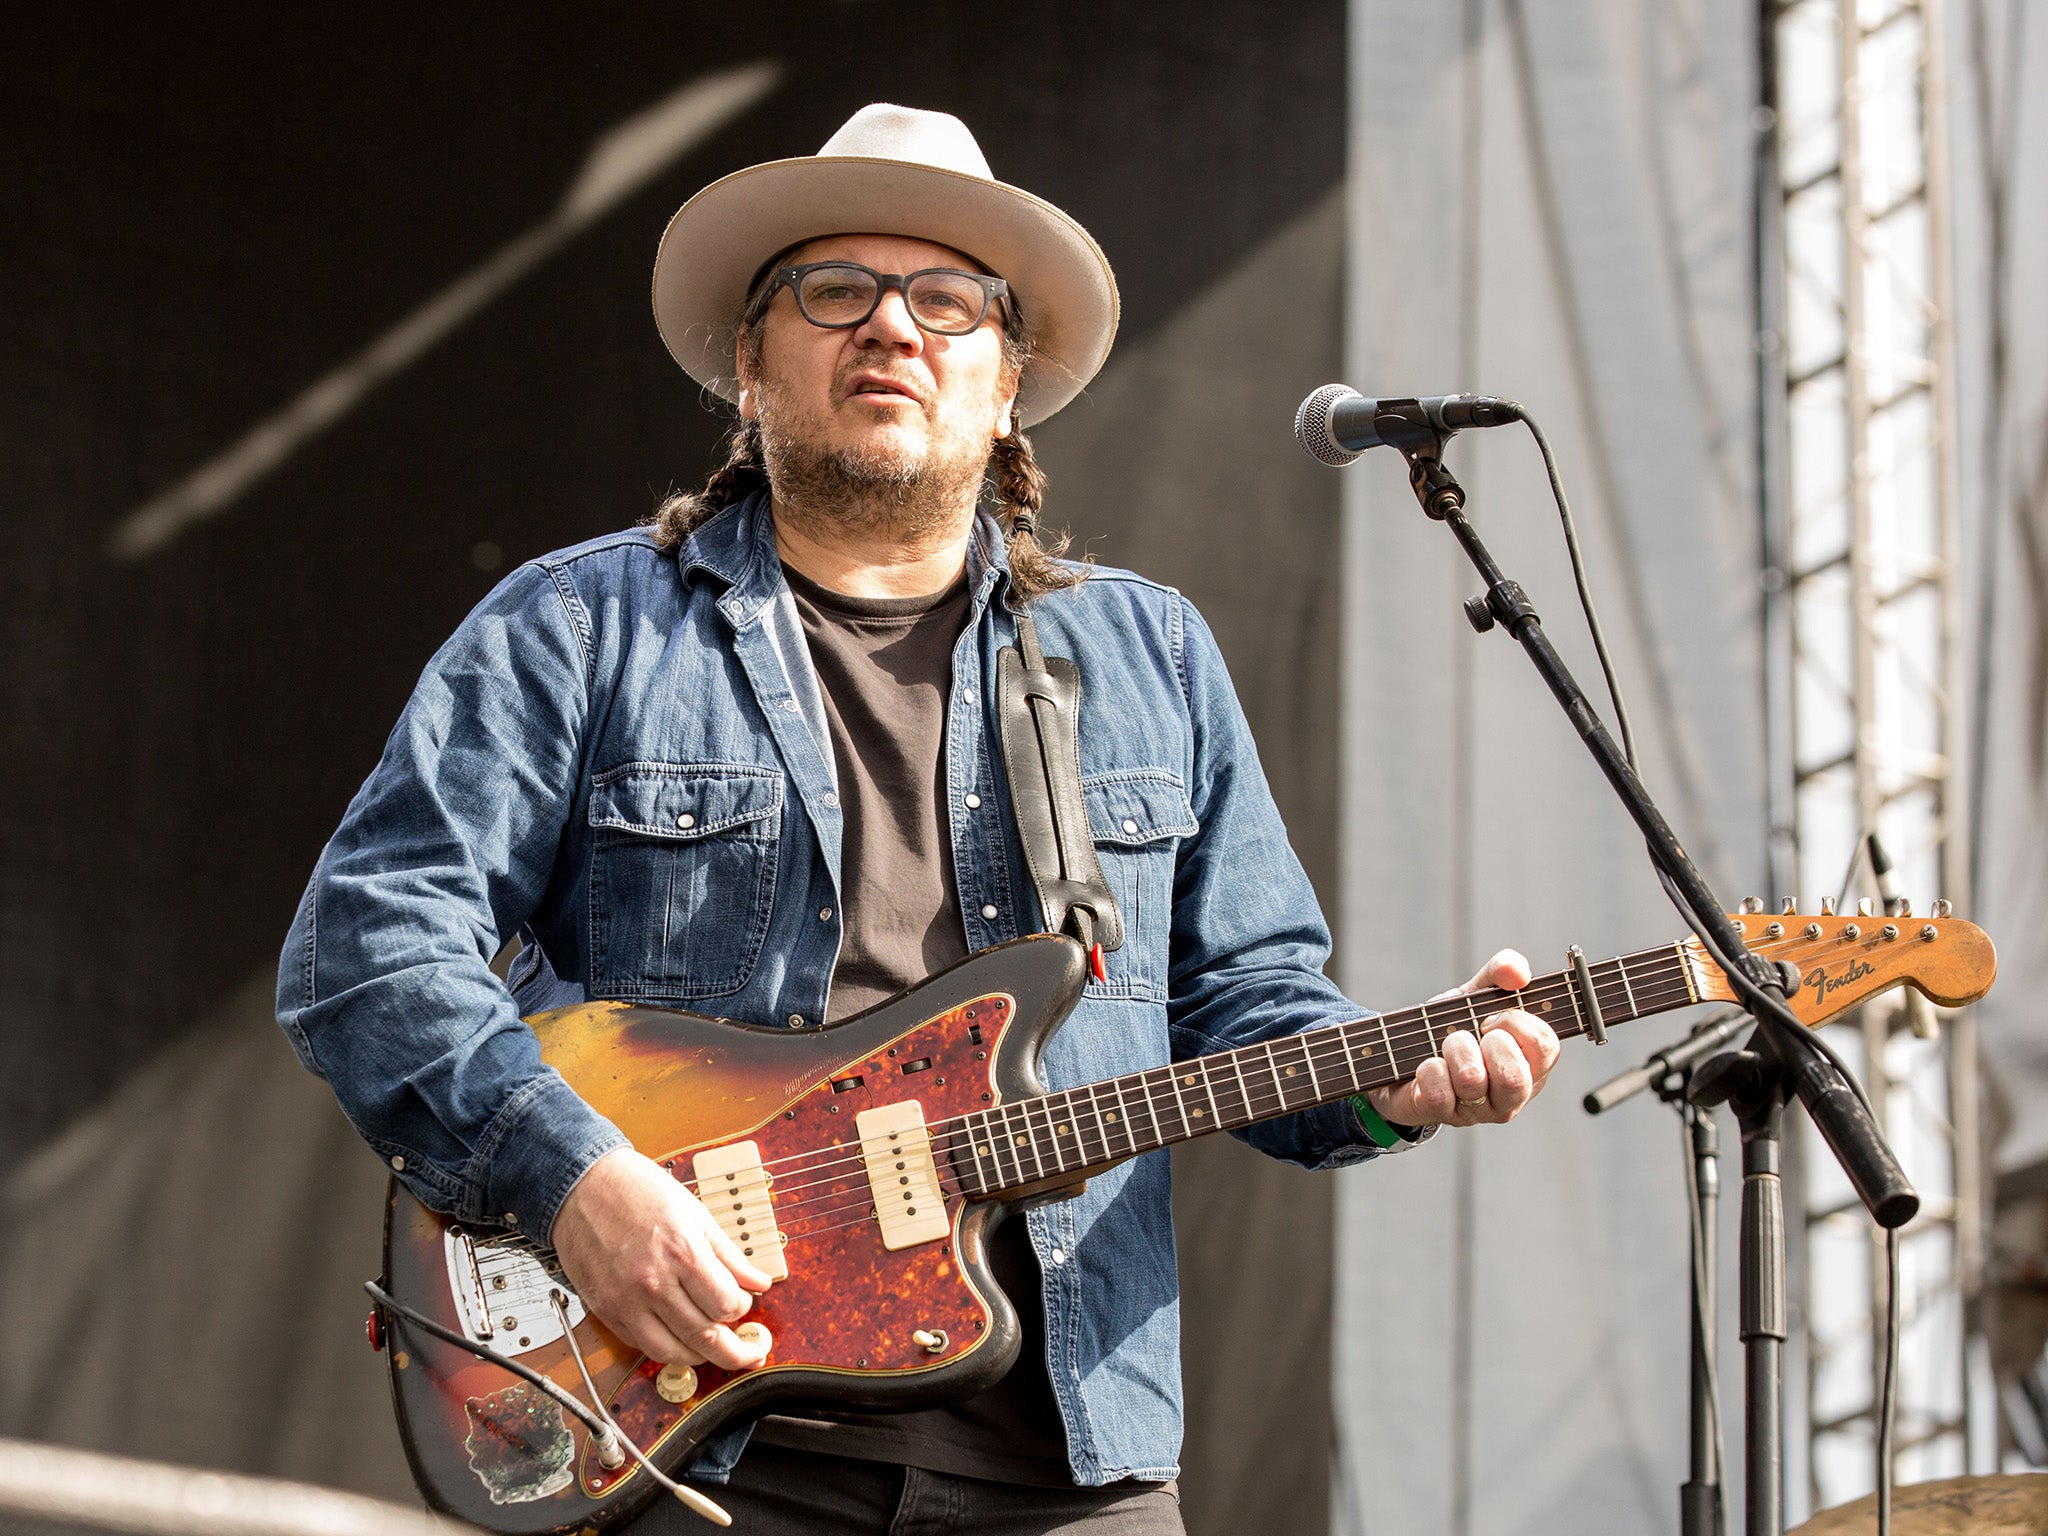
[816,104,993,179]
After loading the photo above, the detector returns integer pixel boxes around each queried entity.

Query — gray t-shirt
[752,562,1071,1485]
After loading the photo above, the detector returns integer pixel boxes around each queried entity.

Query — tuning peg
[1819,896,1836,916]
[1781,898,1798,914]
[1931,898,1952,918]
[1893,898,1911,918]
[1857,897,1876,917]
[1739,896,1764,914]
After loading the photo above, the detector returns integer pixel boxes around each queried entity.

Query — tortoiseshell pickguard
[577,996,1011,1499]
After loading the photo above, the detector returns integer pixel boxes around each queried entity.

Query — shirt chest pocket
[1085,772,1198,1000]
[586,763,782,1002]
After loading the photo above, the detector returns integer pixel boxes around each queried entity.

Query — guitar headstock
[1688,907,1996,1028]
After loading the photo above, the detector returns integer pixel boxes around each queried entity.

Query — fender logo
[1804,956,1875,1008]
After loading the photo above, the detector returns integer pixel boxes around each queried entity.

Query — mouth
[844,374,923,405]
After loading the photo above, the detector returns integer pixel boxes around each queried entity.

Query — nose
[852,287,924,353]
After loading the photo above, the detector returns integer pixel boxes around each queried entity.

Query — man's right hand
[550,1146,774,1371]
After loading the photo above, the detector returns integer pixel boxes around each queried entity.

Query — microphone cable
[1511,409,1902,1534]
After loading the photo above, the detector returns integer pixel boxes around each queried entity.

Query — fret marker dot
[1192,1107,1205,1118]
[1105,1112,1118,1123]
[1183,1074,1196,1086]
[1015,1137,1027,1148]
[1358,1046,1373,1057]
[1058,1124,1070,1135]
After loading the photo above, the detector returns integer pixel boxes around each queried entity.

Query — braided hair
[644,282,1084,601]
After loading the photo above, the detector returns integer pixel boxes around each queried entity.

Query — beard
[751,357,998,546]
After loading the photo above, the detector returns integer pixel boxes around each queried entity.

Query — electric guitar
[373,908,1996,1533]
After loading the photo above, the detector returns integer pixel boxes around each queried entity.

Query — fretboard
[951,939,1705,1198]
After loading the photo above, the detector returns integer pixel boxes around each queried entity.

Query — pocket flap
[588,764,782,839]
[1085,773,1198,846]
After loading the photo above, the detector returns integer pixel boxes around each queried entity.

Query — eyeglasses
[764,261,1012,336]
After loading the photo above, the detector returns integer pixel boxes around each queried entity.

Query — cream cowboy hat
[651,103,1119,427]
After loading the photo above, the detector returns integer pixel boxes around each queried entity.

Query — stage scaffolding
[1758,0,1985,1518]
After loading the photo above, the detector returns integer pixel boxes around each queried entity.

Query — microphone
[1294,384,1523,466]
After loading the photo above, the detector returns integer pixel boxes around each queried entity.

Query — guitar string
[686,948,1699,1205]
[764,973,1713,1241]
[690,962,1680,1217]
[743,969,1713,1238]
[686,948,1723,1215]
[486,928,1849,1263]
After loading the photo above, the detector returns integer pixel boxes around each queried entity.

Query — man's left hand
[1365,949,1561,1129]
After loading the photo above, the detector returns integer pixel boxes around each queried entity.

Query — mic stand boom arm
[1375,414,1916,1536]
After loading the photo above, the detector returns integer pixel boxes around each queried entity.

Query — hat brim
[652,156,1118,428]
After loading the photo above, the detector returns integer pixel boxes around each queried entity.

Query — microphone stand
[1374,412,1917,1536]
[1588,1011,1749,1536]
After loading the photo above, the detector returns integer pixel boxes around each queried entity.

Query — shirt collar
[679,491,1018,625]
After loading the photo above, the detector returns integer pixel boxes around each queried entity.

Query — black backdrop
[1,9,1345,1531]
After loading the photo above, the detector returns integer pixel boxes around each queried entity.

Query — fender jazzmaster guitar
[374,910,1995,1533]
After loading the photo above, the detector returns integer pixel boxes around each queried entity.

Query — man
[279,105,1559,1533]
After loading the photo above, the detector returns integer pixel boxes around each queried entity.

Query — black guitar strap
[997,608,1124,973]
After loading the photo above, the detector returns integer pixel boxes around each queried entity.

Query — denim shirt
[277,494,1404,1485]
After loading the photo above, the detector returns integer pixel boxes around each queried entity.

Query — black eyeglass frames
[765,262,1011,336]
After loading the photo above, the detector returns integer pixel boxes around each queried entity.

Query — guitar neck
[955,939,1709,1199]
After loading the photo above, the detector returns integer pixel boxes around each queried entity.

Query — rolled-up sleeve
[276,562,627,1240]
[1164,596,1405,1171]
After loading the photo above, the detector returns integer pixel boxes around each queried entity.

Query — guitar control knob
[655,1362,698,1404]
[735,1322,772,1357]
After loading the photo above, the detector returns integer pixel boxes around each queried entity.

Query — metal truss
[1760,0,1981,1517]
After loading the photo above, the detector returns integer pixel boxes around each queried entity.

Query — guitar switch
[912,1329,950,1354]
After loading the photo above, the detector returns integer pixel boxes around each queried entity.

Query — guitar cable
[362,1280,732,1527]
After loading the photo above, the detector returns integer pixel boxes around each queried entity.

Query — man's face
[737,233,1018,498]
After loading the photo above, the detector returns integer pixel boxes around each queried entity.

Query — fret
[967,1113,1001,1195]
[1108,1074,1138,1159]
[1301,1034,1322,1101]
[1336,1023,1364,1093]
[1262,1039,1288,1117]
[1011,1099,1046,1182]
[1226,1046,1254,1128]
[1464,995,1484,1034]
[1161,1065,1194,1143]
[1419,1004,1440,1056]
[1675,941,1700,1004]
[1186,1062,1221,1132]
[1136,1065,1170,1150]
[1077,1081,1110,1167]
[988,1105,1023,1191]
[1563,969,1587,1038]
[1377,1014,1397,1075]
[1617,959,1640,1018]
[1029,1094,1069,1176]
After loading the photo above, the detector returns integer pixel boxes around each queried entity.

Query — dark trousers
[631,1443,1186,1536]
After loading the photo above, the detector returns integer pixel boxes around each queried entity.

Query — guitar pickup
[855,1101,950,1251]
[691,1140,788,1281]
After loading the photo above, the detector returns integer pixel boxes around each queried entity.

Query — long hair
[644,288,1084,602]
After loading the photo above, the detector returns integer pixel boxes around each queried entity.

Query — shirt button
[782,698,800,712]
[1121,818,1139,835]
[824,792,840,808]
[981,904,999,921]
[788,1013,805,1028]
[676,813,696,829]
[964,794,981,809]
[503,1213,519,1226]
[819,907,833,921]
[390,1155,406,1172]
[1050,1247,1067,1265]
